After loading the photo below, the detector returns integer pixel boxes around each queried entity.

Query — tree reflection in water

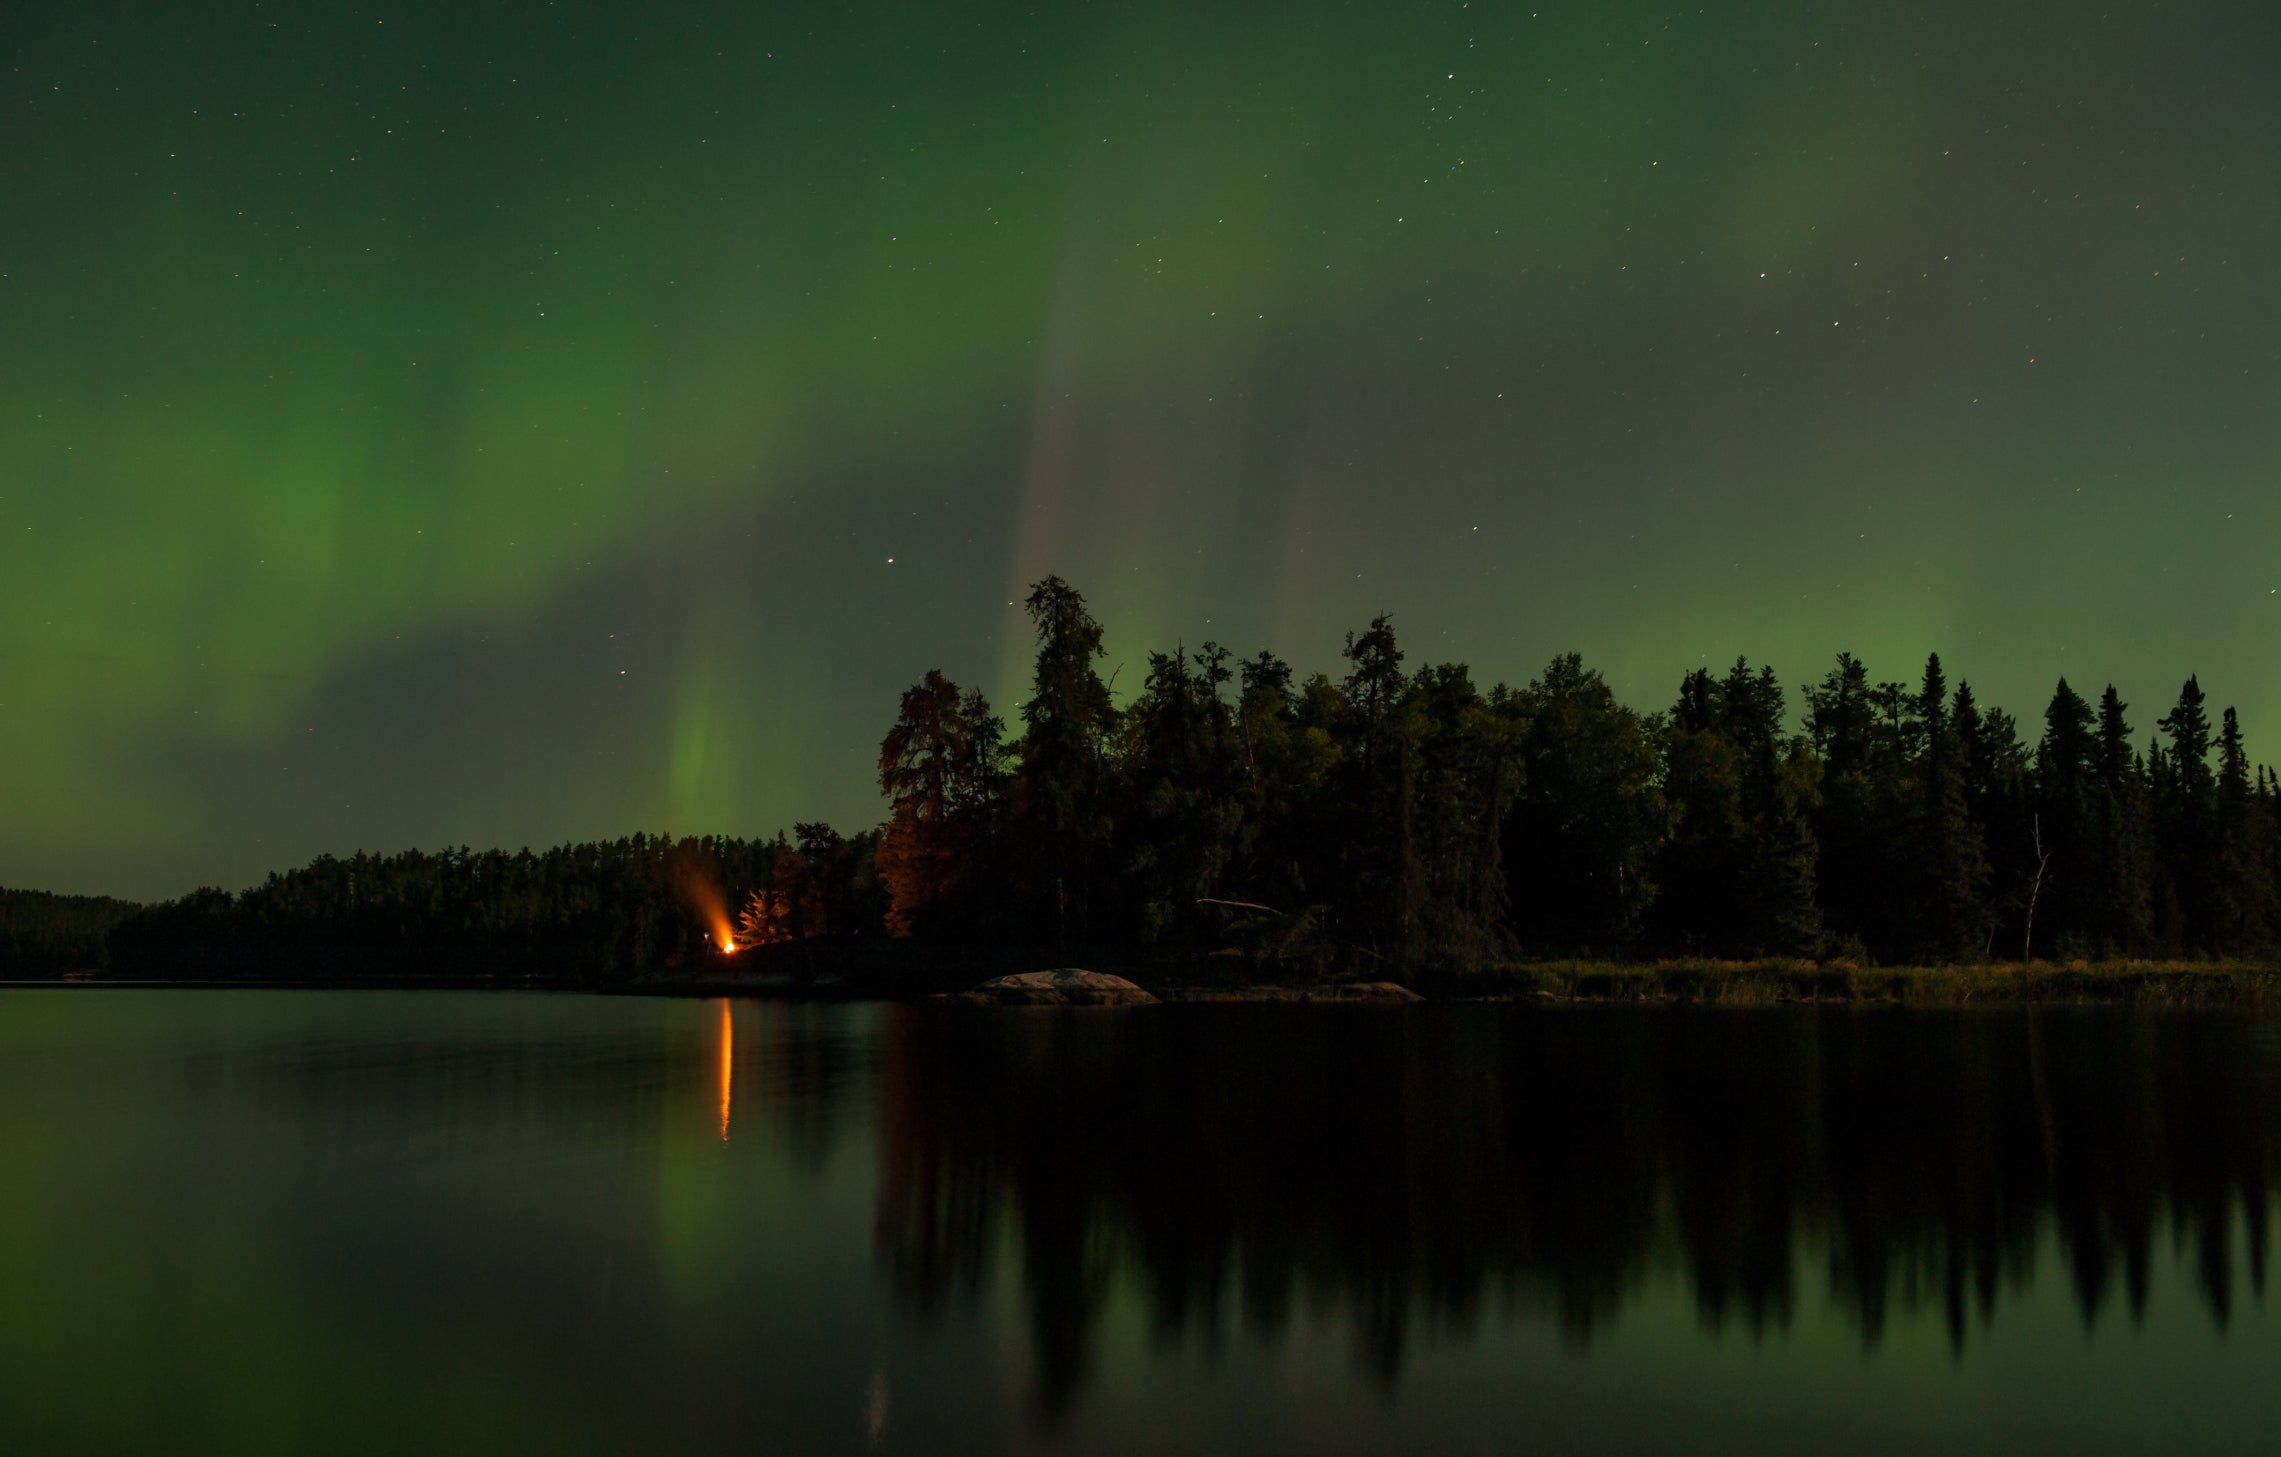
[874,1005,2281,1420]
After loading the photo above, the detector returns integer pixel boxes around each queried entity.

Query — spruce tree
[2032,680,2097,953]
[1962,684,2034,956]
[1410,662,1521,960]
[1228,649,1327,920]
[1121,644,1244,944]
[1334,614,1417,954]
[1504,654,1667,952]
[1718,659,1819,956]
[1656,667,1747,953]
[875,671,1006,936]
[1805,653,1890,957]
[2155,677,2218,953]
[2087,687,2154,955]
[2211,707,2278,954]
[1015,576,1119,945]
[1909,654,1989,961]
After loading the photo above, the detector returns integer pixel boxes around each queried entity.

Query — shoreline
[9,959,2281,1006]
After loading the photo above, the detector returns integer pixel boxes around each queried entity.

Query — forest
[10,575,2280,984]
[857,576,2280,973]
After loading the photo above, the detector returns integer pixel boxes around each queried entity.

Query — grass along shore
[1411,958,2281,1006]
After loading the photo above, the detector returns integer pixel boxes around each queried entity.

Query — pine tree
[2086,687,2154,955]
[1960,684,2033,955]
[2261,766,2281,954]
[1656,667,1746,953]
[1335,614,1417,954]
[1805,653,1891,957]
[1014,576,1119,945]
[2031,680,2097,954]
[1909,654,1989,961]
[1120,643,1243,944]
[1409,662,1521,960]
[1504,654,1667,952]
[2211,707,2278,954]
[1656,661,1818,956]
[1227,649,1326,917]
[2154,677,2218,953]
[876,671,1006,937]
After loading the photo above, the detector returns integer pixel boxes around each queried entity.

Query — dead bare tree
[2022,813,2053,962]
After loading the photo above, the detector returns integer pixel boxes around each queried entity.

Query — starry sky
[4,0,2277,899]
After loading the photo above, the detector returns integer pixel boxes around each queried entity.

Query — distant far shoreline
[9,957,2281,1007]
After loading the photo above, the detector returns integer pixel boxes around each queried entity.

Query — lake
[2,991,2277,1454]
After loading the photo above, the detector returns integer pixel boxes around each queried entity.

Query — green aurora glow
[4,1,2276,897]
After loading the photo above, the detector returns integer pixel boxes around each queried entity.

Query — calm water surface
[2,991,2278,1454]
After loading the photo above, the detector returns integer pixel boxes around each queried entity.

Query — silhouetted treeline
[99,832,883,984]
[876,1003,2281,1417]
[874,576,2281,966]
[19,573,2280,981]
[0,887,142,977]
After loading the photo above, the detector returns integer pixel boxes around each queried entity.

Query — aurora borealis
[4,1,2276,899]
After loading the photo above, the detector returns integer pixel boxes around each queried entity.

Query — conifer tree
[1727,657,1821,959]
[2261,766,2281,952]
[1504,654,1667,952]
[2211,706,2278,954]
[875,671,1005,936]
[1334,614,1417,953]
[1657,661,1818,956]
[2032,680,2097,953]
[1656,667,1746,953]
[2155,677,2218,953]
[1961,683,2033,955]
[1120,643,1243,944]
[1805,653,1890,957]
[2087,686,2155,955]
[1227,649,1328,917]
[1410,661,1522,960]
[1909,654,1989,961]
[1014,576,1119,944]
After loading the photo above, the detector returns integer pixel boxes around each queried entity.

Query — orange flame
[682,873,740,955]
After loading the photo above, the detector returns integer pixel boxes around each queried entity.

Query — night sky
[5,1,2276,899]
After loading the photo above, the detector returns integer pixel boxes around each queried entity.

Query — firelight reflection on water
[1,992,2278,1455]
[717,997,734,1141]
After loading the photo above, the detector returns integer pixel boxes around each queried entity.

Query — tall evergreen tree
[1805,653,1892,957]
[1014,576,1119,945]
[1656,667,1746,953]
[2211,706,2279,954]
[1656,661,1818,956]
[1409,661,1522,961]
[1908,654,1989,961]
[2030,680,2097,954]
[2261,766,2281,952]
[2085,686,2155,955]
[1120,643,1244,944]
[1960,683,2034,956]
[1226,649,1333,920]
[2154,676,2218,953]
[875,671,1006,936]
[1726,657,1821,959]
[1503,654,1667,952]
[1333,614,1417,953]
